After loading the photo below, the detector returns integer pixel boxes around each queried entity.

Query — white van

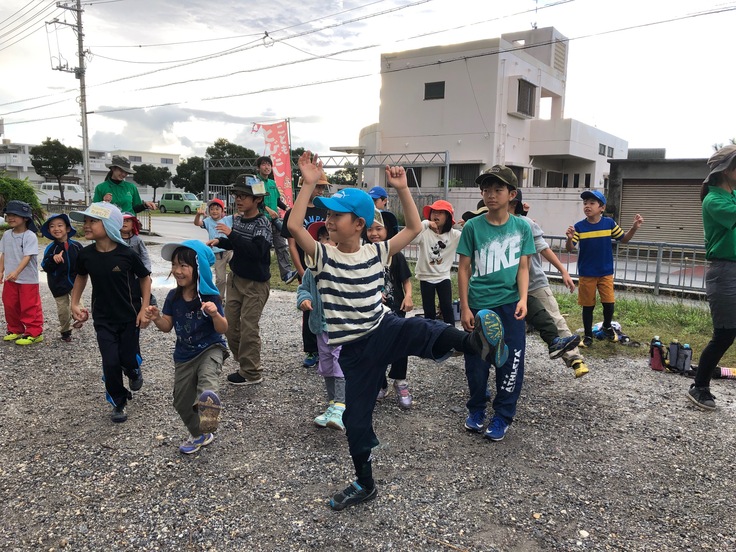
[37,183,87,203]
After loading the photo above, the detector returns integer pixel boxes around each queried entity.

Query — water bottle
[677,344,693,374]
[668,340,680,369]
[649,336,665,371]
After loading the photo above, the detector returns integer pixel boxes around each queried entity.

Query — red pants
[2,281,43,337]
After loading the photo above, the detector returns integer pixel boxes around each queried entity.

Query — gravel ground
[2,244,736,551]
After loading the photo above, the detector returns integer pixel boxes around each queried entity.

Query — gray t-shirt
[519,216,550,293]
[0,229,39,284]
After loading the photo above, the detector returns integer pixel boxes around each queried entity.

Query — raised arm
[620,214,644,244]
[287,152,321,256]
[386,166,421,254]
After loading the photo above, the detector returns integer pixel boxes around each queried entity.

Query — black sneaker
[687,385,716,411]
[282,270,298,284]
[129,371,144,392]
[580,335,593,348]
[548,334,581,359]
[329,481,378,511]
[60,331,72,343]
[602,326,618,343]
[111,404,128,423]
[227,372,263,386]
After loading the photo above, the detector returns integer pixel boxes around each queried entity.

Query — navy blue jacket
[41,239,84,297]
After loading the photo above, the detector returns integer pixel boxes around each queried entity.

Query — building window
[598,143,606,156]
[585,173,591,187]
[424,81,445,100]
[447,164,481,187]
[607,146,614,158]
[573,173,580,188]
[547,171,562,188]
[517,79,536,117]
[532,169,542,188]
[129,155,142,162]
[161,157,173,164]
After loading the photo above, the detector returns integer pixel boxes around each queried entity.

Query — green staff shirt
[92,179,144,214]
[703,186,736,260]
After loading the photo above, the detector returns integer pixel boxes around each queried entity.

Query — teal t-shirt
[457,213,535,310]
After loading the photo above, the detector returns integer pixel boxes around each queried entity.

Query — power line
[0,0,49,31]
[0,1,57,43]
[0,8,63,53]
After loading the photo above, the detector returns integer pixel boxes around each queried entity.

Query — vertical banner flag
[253,121,293,209]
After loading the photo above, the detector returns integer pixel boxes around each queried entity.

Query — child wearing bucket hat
[144,240,228,454]
[70,202,152,424]
[1,200,44,345]
[40,213,85,342]
[411,199,462,324]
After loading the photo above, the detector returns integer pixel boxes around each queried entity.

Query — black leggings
[695,327,736,387]
[420,279,455,325]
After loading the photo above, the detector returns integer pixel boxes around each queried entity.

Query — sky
[1,0,735,163]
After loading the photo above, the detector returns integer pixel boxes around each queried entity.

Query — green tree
[0,174,45,229]
[713,138,736,151]
[172,156,205,194]
[206,138,257,187]
[133,164,171,202]
[29,138,83,203]
[329,162,358,186]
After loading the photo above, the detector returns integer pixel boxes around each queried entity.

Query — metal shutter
[620,180,703,245]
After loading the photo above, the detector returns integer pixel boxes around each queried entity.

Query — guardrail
[402,236,708,296]
[44,202,153,234]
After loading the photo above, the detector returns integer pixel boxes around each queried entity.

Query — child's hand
[214,222,231,236]
[206,239,220,247]
[103,193,113,202]
[565,225,575,240]
[144,305,159,321]
[298,299,313,312]
[53,251,64,264]
[460,306,474,332]
[522,202,531,213]
[562,272,576,293]
[6,271,18,282]
[400,296,413,312]
[201,301,218,316]
[632,214,644,228]
[427,220,439,234]
[137,310,150,329]
[514,299,527,320]
[297,151,324,186]
[385,166,408,190]
[72,306,89,323]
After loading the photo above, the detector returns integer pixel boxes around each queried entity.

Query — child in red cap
[194,198,233,298]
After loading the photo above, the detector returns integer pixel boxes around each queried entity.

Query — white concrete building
[358,27,628,235]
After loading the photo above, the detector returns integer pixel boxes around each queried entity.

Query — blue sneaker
[464,410,485,433]
[179,433,215,455]
[548,334,581,359]
[473,309,509,367]
[303,352,318,368]
[329,481,377,511]
[484,416,509,441]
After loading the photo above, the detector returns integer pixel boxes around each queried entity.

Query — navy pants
[339,313,451,457]
[95,321,140,407]
[464,302,525,424]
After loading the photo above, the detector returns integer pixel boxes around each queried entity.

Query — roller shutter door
[620,180,703,245]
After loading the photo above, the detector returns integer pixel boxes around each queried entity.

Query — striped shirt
[307,241,391,345]
[571,216,624,277]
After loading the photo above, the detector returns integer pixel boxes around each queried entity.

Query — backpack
[649,337,667,372]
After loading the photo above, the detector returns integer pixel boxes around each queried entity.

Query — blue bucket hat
[580,190,606,206]
[69,202,127,246]
[3,200,38,233]
[41,213,76,240]
[161,240,219,297]
[314,188,375,227]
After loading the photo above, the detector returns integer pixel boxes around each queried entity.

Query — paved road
[146,214,201,244]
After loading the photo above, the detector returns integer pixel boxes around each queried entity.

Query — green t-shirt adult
[457,213,535,310]
[92,179,144,214]
[702,186,736,260]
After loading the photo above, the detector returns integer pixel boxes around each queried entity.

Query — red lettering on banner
[257,121,293,208]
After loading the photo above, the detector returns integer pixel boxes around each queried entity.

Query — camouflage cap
[475,165,518,189]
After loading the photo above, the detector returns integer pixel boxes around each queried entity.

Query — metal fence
[402,236,708,296]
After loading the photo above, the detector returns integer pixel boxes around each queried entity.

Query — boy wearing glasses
[206,175,272,386]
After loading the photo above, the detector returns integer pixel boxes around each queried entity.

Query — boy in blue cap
[289,152,509,511]
[566,190,643,346]
[368,186,388,210]
[41,213,85,342]
[70,202,152,423]
[0,200,44,345]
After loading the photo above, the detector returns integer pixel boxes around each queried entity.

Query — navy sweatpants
[464,302,525,424]
[339,313,451,457]
[94,321,141,407]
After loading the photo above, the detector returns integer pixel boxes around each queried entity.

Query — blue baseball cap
[314,188,375,227]
[367,186,388,200]
[580,190,606,205]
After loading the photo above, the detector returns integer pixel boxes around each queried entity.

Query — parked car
[158,192,200,214]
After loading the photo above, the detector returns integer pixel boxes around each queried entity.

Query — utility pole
[50,0,91,203]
